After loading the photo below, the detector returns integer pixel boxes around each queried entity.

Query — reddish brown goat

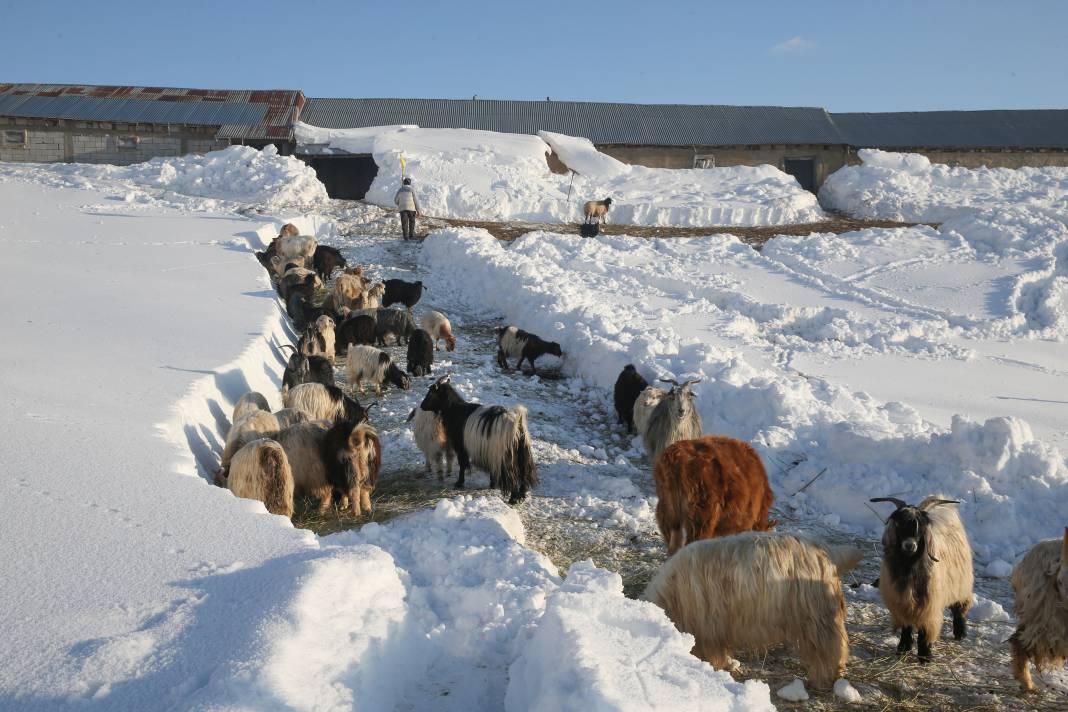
[653,435,775,555]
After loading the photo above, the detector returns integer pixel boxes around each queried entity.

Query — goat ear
[919,498,960,511]
[871,497,908,510]
[436,374,451,385]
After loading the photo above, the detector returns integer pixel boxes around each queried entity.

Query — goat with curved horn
[658,377,679,386]
[919,498,961,510]
[870,497,908,509]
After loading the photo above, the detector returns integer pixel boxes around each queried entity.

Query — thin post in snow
[793,467,827,496]
[566,170,575,204]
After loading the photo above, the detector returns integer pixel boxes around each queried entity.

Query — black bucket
[580,222,600,238]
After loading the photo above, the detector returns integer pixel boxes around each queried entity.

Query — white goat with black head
[635,377,703,461]
[418,375,537,504]
[870,496,974,664]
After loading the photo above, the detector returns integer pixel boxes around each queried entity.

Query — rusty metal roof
[833,110,1068,149]
[0,83,302,139]
[301,97,847,146]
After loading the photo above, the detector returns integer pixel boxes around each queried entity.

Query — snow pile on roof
[0,144,328,209]
[820,148,1068,222]
[421,226,1068,562]
[506,560,774,712]
[294,121,826,226]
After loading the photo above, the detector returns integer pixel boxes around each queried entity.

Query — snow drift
[294,121,825,226]
[0,144,328,210]
[421,226,1068,563]
[820,148,1068,222]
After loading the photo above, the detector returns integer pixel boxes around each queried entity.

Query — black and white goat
[346,345,412,394]
[382,279,424,312]
[280,348,335,396]
[406,328,434,377]
[870,496,974,663]
[612,364,648,433]
[496,326,562,376]
[418,375,537,504]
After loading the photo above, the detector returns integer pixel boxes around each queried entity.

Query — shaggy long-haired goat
[583,197,613,224]
[418,375,537,504]
[273,420,377,515]
[346,345,411,394]
[335,314,377,354]
[220,410,280,474]
[382,279,424,312]
[420,310,457,351]
[407,328,434,377]
[654,435,774,555]
[496,326,562,376]
[407,407,455,479]
[283,382,366,424]
[298,316,336,362]
[375,307,416,345]
[232,391,270,423]
[312,244,346,281]
[643,532,861,689]
[228,438,294,518]
[635,378,703,461]
[1009,528,1068,692]
[280,348,335,396]
[276,233,317,266]
[333,270,368,310]
[870,496,973,663]
[613,364,648,433]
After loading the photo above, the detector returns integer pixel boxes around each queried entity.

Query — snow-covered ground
[4,143,1068,710]
[0,157,773,710]
[820,148,1068,222]
[295,122,825,226]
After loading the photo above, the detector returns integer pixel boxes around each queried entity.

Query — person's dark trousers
[400,210,417,239]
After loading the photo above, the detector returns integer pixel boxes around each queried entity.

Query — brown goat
[653,435,774,556]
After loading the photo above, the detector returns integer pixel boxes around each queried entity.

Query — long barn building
[3,83,1067,198]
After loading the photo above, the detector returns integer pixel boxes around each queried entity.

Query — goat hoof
[454,482,465,490]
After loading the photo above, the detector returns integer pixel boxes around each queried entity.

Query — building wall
[845,147,1068,169]
[1,118,228,165]
[594,144,851,188]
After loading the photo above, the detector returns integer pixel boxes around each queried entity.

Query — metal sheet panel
[833,110,1068,149]
[300,98,847,146]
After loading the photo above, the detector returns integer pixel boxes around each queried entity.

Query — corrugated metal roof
[833,110,1068,149]
[0,83,303,139]
[301,98,847,146]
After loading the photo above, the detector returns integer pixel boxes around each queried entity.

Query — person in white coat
[393,177,421,239]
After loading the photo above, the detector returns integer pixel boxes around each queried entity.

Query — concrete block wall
[0,128,65,162]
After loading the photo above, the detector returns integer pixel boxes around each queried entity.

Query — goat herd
[213,224,1066,696]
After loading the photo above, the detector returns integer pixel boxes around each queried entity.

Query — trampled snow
[820,148,1068,222]
[421,225,1068,563]
[294,122,826,226]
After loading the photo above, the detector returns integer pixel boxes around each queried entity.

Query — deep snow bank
[0,144,327,210]
[421,227,1068,562]
[294,121,825,226]
[820,148,1068,222]
[506,561,774,712]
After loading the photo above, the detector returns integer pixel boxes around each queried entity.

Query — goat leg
[896,626,914,655]
[950,602,967,640]
[916,627,932,664]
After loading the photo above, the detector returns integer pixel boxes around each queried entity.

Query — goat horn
[683,379,702,387]
[658,378,679,386]
[870,497,908,510]
[919,498,961,511]
[406,408,416,422]
[365,402,379,411]
[279,344,296,353]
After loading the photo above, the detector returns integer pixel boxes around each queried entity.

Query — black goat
[313,245,347,281]
[336,314,377,354]
[281,349,335,395]
[418,375,537,504]
[375,308,416,345]
[407,328,434,376]
[613,364,649,433]
[382,279,424,312]
[496,326,563,376]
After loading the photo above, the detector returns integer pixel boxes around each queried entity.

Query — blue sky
[7,1,1067,111]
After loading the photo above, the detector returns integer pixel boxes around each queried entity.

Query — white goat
[346,345,411,394]
[407,407,455,479]
[228,438,294,518]
[1009,528,1068,692]
[420,310,457,351]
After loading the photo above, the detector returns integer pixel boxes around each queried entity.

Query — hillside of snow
[295,122,826,226]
